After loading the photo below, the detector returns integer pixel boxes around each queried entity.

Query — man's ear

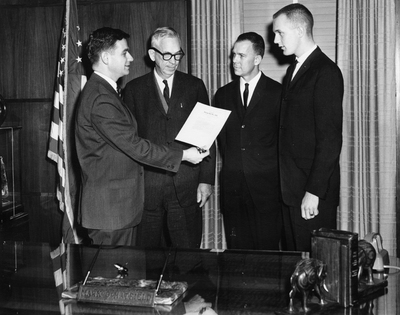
[296,25,305,38]
[254,55,262,66]
[148,49,156,62]
[100,51,109,65]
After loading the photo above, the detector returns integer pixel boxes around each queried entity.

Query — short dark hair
[236,32,265,57]
[87,27,130,64]
[273,3,314,37]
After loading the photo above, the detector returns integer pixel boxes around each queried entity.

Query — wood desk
[0,242,399,314]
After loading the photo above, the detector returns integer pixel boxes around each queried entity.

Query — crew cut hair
[273,3,314,37]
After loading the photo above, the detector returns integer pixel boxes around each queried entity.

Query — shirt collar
[240,70,262,90]
[296,44,318,65]
[94,71,118,92]
[154,70,174,90]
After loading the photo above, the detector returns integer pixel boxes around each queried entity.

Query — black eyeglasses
[150,47,185,61]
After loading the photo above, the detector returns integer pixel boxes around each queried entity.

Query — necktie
[116,85,122,98]
[287,60,298,89]
[243,83,249,109]
[163,80,170,104]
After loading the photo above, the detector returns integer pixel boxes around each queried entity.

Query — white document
[175,102,231,150]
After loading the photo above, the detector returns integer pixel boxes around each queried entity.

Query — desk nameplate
[78,285,156,307]
[76,277,187,308]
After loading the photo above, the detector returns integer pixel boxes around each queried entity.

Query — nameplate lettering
[78,285,155,307]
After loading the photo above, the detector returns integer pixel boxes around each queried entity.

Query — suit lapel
[245,74,266,115]
[169,72,185,111]
[93,74,135,122]
[290,47,322,87]
[93,73,119,98]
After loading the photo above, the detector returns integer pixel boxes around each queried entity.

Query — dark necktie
[287,60,298,89]
[116,85,122,98]
[163,80,170,104]
[243,83,249,109]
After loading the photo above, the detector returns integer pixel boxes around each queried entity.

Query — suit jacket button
[241,148,245,151]
[241,125,245,128]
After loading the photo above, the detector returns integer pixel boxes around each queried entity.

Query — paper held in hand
[175,102,231,150]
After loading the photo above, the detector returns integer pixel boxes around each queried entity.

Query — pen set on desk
[155,247,173,295]
[82,243,103,286]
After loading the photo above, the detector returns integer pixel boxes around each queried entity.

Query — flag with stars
[48,0,86,244]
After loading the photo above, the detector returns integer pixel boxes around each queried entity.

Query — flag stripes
[50,243,67,315]
[47,0,86,244]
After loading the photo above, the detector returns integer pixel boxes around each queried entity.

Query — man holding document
[75,27,208,247]
[124,27,216,248]
[215,32,282,250]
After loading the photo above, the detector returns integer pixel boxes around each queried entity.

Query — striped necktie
[163,80,170,104]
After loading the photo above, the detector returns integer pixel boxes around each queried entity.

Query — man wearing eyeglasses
[123,27,216,248]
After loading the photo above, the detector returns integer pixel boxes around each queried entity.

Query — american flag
[48,0,86,244]
[50,242,68,314]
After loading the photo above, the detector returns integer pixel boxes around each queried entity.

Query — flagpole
[62,0,80,244]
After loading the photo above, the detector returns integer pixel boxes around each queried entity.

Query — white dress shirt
[240,71,262,107]
[292,44,318,79]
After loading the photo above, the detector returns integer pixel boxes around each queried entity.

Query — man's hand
[182,147,209,164]
[197,183,212,207]
[301,191,319,220]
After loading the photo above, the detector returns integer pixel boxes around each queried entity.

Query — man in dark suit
[75,27,209,246]
[123,27,216,248]
[214,32,282,250]
[273,4,344,252]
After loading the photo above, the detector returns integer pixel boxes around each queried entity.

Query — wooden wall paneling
[29,6,63,98]
[3,101,56,193]
[20,102,55,193]
[3,100,59,242]
[0,7,19,98]
[24,192,62,243]
[0,6,63,99]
